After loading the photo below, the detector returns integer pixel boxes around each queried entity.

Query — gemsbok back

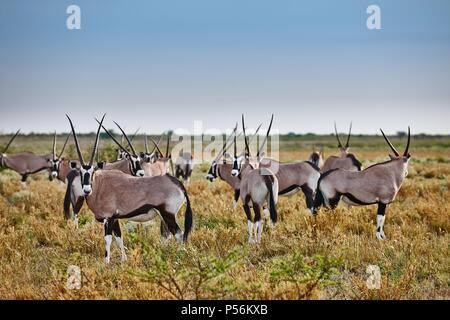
[313,127,411,240]
[65,114,193,263]
[322,122,362,172]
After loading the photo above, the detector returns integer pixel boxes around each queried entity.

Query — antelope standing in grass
[0,129,54,184]
[313,127,411,240]
[322,122,362,172]
[231,115,278,244]
[175,151,194,182]
[140,134,163,164]
[141,133,173,177]
[65,115,193,263]
[235,115,321,215]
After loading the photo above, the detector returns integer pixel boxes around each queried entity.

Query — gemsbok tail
[312,169,338,214]
[262,173,277,224]
[167,175,193,242]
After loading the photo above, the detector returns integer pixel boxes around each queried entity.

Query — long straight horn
[113,121,137,156]
[334,122,343,148]
[214,123,237,162]
[150,134,163,154]
[380,128,400,157]
[165,131,172,158]
[233,133,237,158]
[403,126,411,156]
[148,137,164,156]
[144,134,149,154]
[345,122,352,148]
[130,127,140,142]
[2,129,21,154]
[66,115,85,165]
[58,132,72,158]
[89,114,106,166]
[257,114,274,157]
[242,114,250,157]
[52,131,57,158]
[96,120,130,157]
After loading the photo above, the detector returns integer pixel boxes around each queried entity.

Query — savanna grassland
[0,133,449,299]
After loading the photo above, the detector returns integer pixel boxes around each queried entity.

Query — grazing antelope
[0,129,54,183]
[175,150,194,182]
[49,132,81,182]
[308,146,324,169]
[231,115,278,244]
[65,115,193,263]
[322,122,362,172]
[313,127,411,240]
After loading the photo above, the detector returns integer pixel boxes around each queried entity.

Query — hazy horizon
[1,1,449,135]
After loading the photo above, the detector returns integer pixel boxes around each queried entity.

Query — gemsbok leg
[112,220,127,262]
[376,203,387,240]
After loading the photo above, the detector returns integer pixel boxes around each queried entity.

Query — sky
[0,0,449,134]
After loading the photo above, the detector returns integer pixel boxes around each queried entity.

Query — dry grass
[0,148,449,300]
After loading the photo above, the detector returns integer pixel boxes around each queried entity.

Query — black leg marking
[112,220,121,238]
[234,189,240,204]
[243,195,252,222]
[21,174,28,182]
[160,211,181,236]
[301,184,314,209]
[377,202,387,216]
[253,205,261,223]
[160,219,171,238]
[329,193,341,209]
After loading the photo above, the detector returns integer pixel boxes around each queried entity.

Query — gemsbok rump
[65,114,193,263]
[313,127,411,240]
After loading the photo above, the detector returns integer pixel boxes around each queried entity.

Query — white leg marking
[104,235,112,264]
[256,220,264,244]
[175,230,183,243]
[376,215,386,240]
[115,236,127,262]
[73,213,78,229]
[247,220,254,243]
[263,208,270,219]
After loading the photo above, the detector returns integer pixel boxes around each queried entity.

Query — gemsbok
[322,122,362,172]
[0,129,54,184]
[97,121,145,177]
[236,115,321,215]
[175,150,194,182]
[65,114,193,263]
[231,115,278,244]
[205,124,255,209]
[313,127,411,240]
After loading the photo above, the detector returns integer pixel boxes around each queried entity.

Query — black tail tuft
[262,173,277,224]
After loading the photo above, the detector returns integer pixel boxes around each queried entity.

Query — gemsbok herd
[0,114,411,262]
